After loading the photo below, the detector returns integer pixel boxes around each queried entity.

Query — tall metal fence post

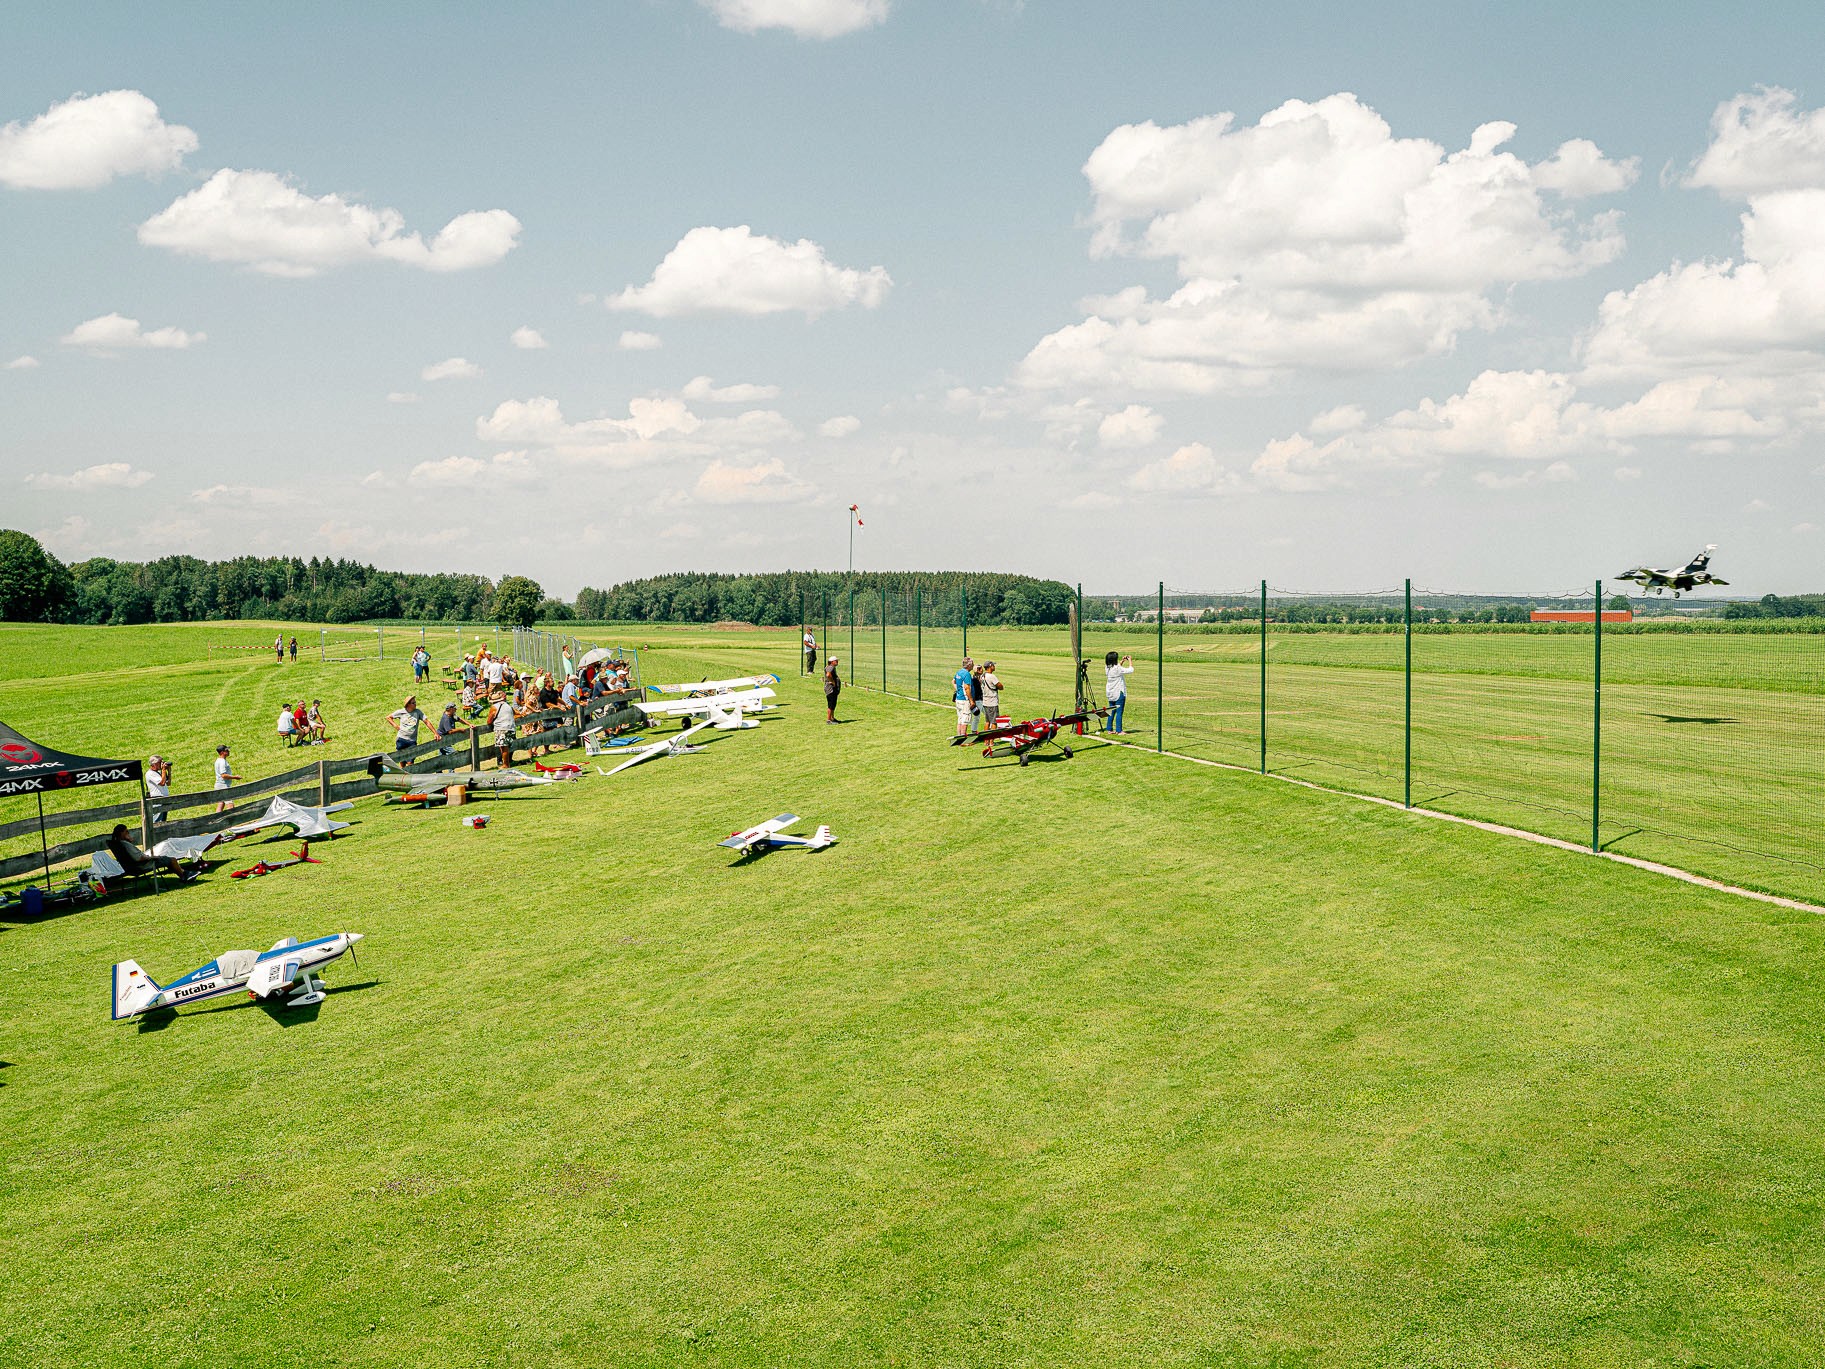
[319,628,325,663]
[821,590,828,673]
[915,587,923,700]
[961,585,969,662]
[848,586,856,674]
[1404,578,1413,808]
[1156,581,1164,754]
[1593,577,1603,852]
[1259,579,1268,774]
[881,586,888,693]
[799,591,806,676]
[377,625,384,660]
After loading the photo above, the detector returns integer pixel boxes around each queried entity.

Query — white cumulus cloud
[1687,87,1825,196]
[138,169,521,277]
[24,461,155,491]
[682,375,781,403]
[422,357,482,382]
[701,0,889,39]
[61,312,203,352]
[1097,403,1164,448]
[609,225,891,317]
[1474,461,1576,490]
[410,452,534,487]
[1018,93,1631,394]
[4,355,39,370]
[1129,442,1239,494]
[0,90,196,190]
[618,330,662,350]
[819,414,862,438]
[694,457,814,503]
[510,326,548,349]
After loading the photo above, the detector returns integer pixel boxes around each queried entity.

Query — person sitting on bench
[107,824,202,883]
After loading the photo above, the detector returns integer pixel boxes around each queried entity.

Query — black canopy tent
[0,719,142,888]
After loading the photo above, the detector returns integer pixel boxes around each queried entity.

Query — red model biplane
[951,710,1104,766]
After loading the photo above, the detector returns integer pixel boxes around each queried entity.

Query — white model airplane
[1616,544,1729,597]
[633,686,776,722]
[650,674,781,695]
[719,813,836,857]
[597,718,718,775]
[229,796,354,840]
[111,932,364,1019]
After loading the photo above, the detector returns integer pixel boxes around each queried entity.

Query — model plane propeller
[953,710,1105,766]
[111,932,364,1018]
[1616,544,1729,597]
[719,813,836,857]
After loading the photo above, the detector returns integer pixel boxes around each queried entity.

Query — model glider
[633,687,776,722]
[228,795,354,840]
[367,755,554,791]
[1616,545,1729,597]
[719,813,836,857]
[598,718,716,775]
[111,932,364,1018]
[650,674,781,695]
[953,710,1104,766]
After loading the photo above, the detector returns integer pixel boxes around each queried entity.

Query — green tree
[493,575,543,628]
[0,530,71,622]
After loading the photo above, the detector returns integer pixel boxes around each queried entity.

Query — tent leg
[37,791,50,891]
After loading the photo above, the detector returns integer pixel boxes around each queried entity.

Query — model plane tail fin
[111,960,160,1019]
[810,825,835,849]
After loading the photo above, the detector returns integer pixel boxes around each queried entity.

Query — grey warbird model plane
[1616,545,1729,597]
[367,755,554,792]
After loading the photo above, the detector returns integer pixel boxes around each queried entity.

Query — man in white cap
[145,753,171,824]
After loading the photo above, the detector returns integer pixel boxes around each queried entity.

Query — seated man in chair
[107,824,203,884]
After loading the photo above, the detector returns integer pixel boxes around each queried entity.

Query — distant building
[1531,609,1633,623]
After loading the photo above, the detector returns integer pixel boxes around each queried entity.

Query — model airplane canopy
[0,719,141,796]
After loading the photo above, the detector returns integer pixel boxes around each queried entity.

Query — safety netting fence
[801,578,1825,907]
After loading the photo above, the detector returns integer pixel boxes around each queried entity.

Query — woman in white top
[1103,652,1134,735]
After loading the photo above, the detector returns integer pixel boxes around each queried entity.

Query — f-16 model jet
[719,813,836,857]
[650,674,781,695]
[111,932,364,1018]
[954,710,1105,766]
[1616,545,1729,597]
[598,718,717,776]
[367,755,554,791]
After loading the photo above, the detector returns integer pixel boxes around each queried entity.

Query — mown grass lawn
[5,627,1825,1365]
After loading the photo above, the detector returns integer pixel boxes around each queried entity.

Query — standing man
[288,635,298,663]
[823,655,842,723]
[274,633,284,663]
[435,702,462,757]
[802,625,817,674]
[145,754,171,824]
[386,695,427,753]
[212,744,239,812]
[491,691,519,770]
[952,657,975,737]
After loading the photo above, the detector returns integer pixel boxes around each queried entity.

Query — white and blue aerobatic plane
[111,932,364,1019]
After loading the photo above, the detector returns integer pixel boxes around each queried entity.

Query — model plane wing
[720,813,799,848]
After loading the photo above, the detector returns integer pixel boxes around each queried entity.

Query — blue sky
[5,1,1823,594]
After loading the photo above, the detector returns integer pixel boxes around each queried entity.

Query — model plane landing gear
[287,973,328,1008]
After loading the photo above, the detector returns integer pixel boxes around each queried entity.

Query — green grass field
[824,621,1825,906]
[5,622,1825,1364]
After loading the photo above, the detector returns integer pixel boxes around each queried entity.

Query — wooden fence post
[318,758,329,806]
[469,727,482,771]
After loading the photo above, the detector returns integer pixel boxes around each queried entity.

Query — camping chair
[89,847,164,896]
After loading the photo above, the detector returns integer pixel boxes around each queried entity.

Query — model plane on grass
[719,813,835,857]
[532,760,586,779]
[145,796,354,863]
[954,710,1105,766]
[650,674,780,695]
[598,718,717,775]
[632,687,776,724]
[367,755,554,791]
[111,932,363,1019]
[1617,545,1729,597]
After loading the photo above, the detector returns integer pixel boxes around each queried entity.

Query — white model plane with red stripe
[719,813,836,857]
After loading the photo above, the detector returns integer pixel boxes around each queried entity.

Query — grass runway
[4,623,1825,1363]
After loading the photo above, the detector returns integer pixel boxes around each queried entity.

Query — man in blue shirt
[953,657,975,737]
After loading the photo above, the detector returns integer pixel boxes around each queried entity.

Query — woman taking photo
[1103,651,1134,735]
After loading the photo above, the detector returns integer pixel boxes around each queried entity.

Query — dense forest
[1722,594,1825,618]
[573,571,1075,626]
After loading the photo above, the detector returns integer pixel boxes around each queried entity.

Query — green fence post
[848,586,855,674]
[1259,579,1268,774]
[821,590,828,674]
[881,586,888,693]
[916,587,923,700]
[1404,577,1412,808]
[1156,581,1164,754]
[799,590,805,677]
[961,585,969,662]
[1593,577,1603,852]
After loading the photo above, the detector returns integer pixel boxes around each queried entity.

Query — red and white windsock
[850,503,863,528]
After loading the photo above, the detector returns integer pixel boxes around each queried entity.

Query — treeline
[575,571,1075,626]
[1723,594,1825,619]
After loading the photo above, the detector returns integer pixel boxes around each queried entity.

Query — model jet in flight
[718,813,836,857]
[111,932,364,1018]
[1616,545,1729,597]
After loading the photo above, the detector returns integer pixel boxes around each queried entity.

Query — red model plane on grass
[952,710,1105,766]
